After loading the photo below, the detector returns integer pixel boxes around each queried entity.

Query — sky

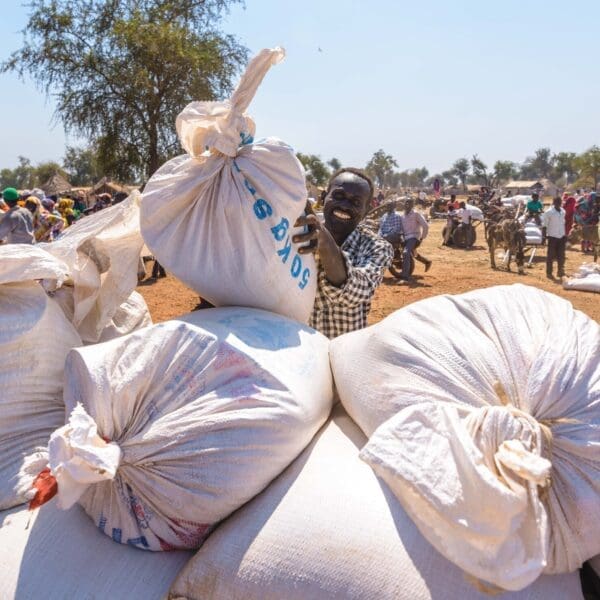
[1,0,600,175]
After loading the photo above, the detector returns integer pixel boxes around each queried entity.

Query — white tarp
[330,285,600,591]
[169,405,583,600]
[141,48,317,323]
[47,307,333,551]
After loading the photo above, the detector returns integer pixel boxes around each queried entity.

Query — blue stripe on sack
[112,528,122,543]
[127,536,149,548]
[98,515,107,533]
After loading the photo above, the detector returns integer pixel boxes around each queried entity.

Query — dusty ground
[137,220,599,325]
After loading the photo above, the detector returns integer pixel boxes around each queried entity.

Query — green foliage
[470,154,490,186]
[493,160,516,185]
[296,153,330,187]
[575,146,600,188]
[62,146,101,186]
[452,158,470,190]
[0,156,67,189]
[552,152,578,184]
[327,157,342,172]
[365,149,398,188]
[520,147,554,179]
[2,0,247,180]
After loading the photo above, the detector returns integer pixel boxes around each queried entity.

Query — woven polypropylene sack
[168,405,583,600]
[98,291,152,342]
[330,284,600,590]
[563,263,600,293]
[41,192,144,343]
[48,307,333,551]
[0,245,81,510]
[141,48,316,323]
[0,501,191,600]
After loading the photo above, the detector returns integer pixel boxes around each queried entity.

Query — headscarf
[26,196,65,242]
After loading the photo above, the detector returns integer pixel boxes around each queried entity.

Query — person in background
[0,187,35,244]
[447,194,459,212]
[378,203,403,245]
[542,196,566,279]
[293,168,393,338]
[575,193,598,253]
[57,198,76,227]
[0,199,8,213]
[526,192,544,225]
[73,194,87,214]
[562,192,577,236]
[400,198,431,280]
[24,196,64,242]
[376,190,384,206]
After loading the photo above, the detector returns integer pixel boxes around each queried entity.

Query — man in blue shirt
[378,203,403,244]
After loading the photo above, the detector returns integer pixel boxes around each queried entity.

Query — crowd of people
[0,186,125,245]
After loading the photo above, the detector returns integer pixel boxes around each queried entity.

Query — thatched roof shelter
[41,173,72,196]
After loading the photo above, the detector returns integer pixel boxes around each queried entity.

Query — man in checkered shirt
[294,168,393,338]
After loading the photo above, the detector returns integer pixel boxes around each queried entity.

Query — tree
[441,169,458,187]
[470,155,491,186]
[520,147,554,180]
[327,158,342,172]
[365,149,398,188]
[63,146,101,186]
[552,152,578,184]
[35,161,68,186]
[493,160,516,185]
[3,0,247,181]
[296,153,330,187]
[452,158,470,191]
[575,146,600,189]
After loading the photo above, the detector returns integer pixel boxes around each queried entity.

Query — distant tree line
[295,146,600,192]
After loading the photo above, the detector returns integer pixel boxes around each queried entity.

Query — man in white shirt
[400,199,431,280]
[541,196,566,279]
[457,201,472,225]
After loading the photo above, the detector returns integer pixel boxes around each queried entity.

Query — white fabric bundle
[98,291,152,342]
[141,48,316,323]
[330,285,600,591]
[48,307,333,551]
[563,263,600,293]
[0,501,191,599]
[465,203,484,221]
[0,245,81,510]
[169,405,583,600]
[524,223,543,244]
[41,192,145,343]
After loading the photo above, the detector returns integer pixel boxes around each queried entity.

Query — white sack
[98,291,152,342]
[41,192,144,343]
[0,245,81,510]
[169,405,583,600]
[0,501,191,600]
[563,263,600,293]
[49,307,333,551]
[141,48,316,323]
[465,203,484,221]
[330,285,600,591]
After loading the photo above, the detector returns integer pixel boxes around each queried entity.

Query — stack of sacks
[33,307,332,551]
[524,221,543,244]
[563,263,600,293]
[330,284,600,592]
[141,47,317,323]
[0,501,191,599]
[0,245,81,510]
[168,405,583,600]
[41,191,151,343]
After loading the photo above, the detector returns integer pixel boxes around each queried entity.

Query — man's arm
[316,236,393,309]
[417,212,429,239]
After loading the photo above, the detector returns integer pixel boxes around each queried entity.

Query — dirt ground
[137,220,599,325]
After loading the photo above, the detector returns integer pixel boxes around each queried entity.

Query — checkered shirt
[309,224,393,338]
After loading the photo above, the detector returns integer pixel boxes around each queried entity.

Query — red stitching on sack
[29,467,58,510]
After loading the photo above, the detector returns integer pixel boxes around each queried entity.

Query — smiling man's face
[323,172,371,242]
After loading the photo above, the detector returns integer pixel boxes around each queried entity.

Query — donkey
[568,224,599,262]
[486,218,526,274]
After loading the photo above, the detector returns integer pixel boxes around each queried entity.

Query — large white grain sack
[46,307,332,551]
[98,290,152,342]
[0,245,81,510]
[330,284,600,591]
[0,501,191,600]
[169,405,582,600]
[563,263,600,293]
[141,48,316,323]
[41,192,144,343]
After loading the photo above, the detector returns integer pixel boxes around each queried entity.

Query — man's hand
[293,214,348,286]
